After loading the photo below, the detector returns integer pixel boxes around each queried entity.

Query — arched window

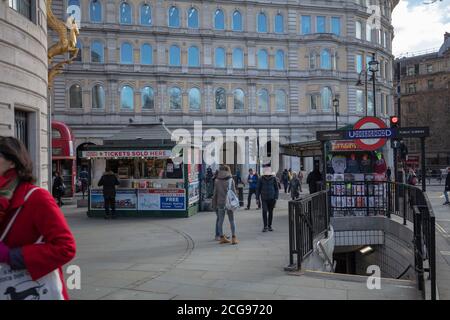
[141,86,154,110]
[188,46,200,67]
[214,9,225,30]
[189,88,201,110]
[366,23,372,41]
[309,51,317,69]
[188,7,199,28]
[92,84,105,109]
[74,41,82,62]
[215,47,226,68]
[141,44,152,65]
[215,88,226,110]
[119,2,132,24]
[120,86,133,110]
[257,49,268,69]
[168,6,180,27]
[355,21,362,39]
[90,0,102,23]
[233,89,244,110]
[257,12,267,33]
[169,87,182,110]
[275,90,287,111]
[169,45,181,66]
[321,87,332,110]
[91,41,104,63]
[69,84,82,108]
[232,48,244,68]
[140,4,151,25]
[275,50,284,70]
[275,14,284,33]
[257,89,269,112]
[121,42,133,64]
[232,10,242,31]
[321,49,331,69]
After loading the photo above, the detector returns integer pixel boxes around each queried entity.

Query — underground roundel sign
[353,117,388,151]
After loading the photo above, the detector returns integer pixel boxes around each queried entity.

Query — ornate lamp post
[368,53,379,117]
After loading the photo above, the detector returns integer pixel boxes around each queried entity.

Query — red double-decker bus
[52,121,76,197]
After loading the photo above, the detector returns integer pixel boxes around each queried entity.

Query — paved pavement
[60,187,421,300]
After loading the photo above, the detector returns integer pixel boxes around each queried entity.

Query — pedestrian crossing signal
[390,116,399,128]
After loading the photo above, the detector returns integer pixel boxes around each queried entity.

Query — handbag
[225,178,240,211]
[0,188,64,300]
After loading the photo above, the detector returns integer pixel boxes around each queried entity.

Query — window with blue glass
[233,89,244,110]
[169,45,181,66]
[366,55,372,70]
[258,49,268,69]
[215,88,226,110]
[321,87,332,110]
[232,10,242,31]
[215,9,225,30]
[120,2,132,24]
[188,7,198,28]
[258,89,269,112]
[74,41,82,62]
[320,49,331,69]
[331,17,340,36]
[275,50,284,70]
[316,16,326,33]
[232,48,244,68]
[169,87,182,110]
[169,6,180,27]
[141,87,154,109]
[141,44,152,65]
[301,16,311,34]
[356,54,363,73]
[120,86,134,110]
[91,41,104,63]
[215,48,226,68]
[258,13,267,33]
[188,46,200,67]
[275,14,284,33]
[140,4,151,25]
[276,90,287,111]
[121,43,133,64]
[189,88,201,110]
[90,0,102,22]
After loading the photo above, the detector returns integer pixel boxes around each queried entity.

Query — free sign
[349,117,391,151]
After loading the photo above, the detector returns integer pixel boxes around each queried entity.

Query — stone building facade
[0,0,49,188]
[394,33,450,169]
[51,0,398,173]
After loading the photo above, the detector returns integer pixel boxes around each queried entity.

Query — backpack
[225,178,240,211]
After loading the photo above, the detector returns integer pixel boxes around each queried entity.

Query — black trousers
[261,199,276,228]
[247,188,260,209]
[104,195,116,216]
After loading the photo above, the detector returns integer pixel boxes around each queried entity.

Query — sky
[392,0,450,57]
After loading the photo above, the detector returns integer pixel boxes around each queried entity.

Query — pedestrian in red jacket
[0,137,76,300]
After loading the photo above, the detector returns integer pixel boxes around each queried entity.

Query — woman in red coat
[0,137,76,300]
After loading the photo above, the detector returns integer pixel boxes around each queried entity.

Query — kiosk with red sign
[52,121,76,197]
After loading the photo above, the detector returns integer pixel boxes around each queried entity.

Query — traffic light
[390,116,399,128]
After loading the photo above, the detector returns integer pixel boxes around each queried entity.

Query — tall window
[232,10,242,31]
[257,89,269,112]
[188,7,199,28]
[169,45,181,66]
[169,87,182,110]
[14,110,28,148]
[275,50,285,70]
[356,54,363,73]
[215,48,226,68]
[90,0,102,23]
[233,89,244,110]
[366,24,372,41]
[257,49,268,69]
[189,88,201,110]
[275,90,287,111]
[215,9,225,30]
[140,4,152,25]
[91,41,104,63]
[232,48,244,68]
[141,86,154,110]
[74,41,82,62]
[309,51,317,69]
[366,55,372,70]
[70,84,82,108]
[320,49,331,69]
[275,14,284,33]
[356,89,364,112]
[316,16,326,33]
[169,6,180,27]
[380,93,385,114]
[188,46,200,67]
[9,0,32,20]
[120,85,134,110]
[355,21,362,39]
[368,91,374,113]
[331,17,340,36]
[121,42,133,64]
[92,85,105,109]
[321,87,332,110]
[120,2,132,24]
[141,44,152,65]
[310,95,318,110]
[257,12,268,33]
[215,88,226,110]
[301,15,311,34]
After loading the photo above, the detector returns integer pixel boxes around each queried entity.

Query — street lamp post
[368,53,379,117]
[333,97,339,130]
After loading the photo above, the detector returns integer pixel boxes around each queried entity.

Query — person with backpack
[52,171,65,207]
[212,165,239,245]
[256,166,279,232]
[245,168,260,210]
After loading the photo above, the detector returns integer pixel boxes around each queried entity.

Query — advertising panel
[138,189,186,211]
[90,189,137,210]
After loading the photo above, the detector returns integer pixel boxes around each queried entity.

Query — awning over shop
[280,140,323,158]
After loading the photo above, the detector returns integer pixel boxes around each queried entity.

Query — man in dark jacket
[444,167,450,205]
[52,171,65,207]
[98,168,120,219]
[306,166,323,194]
[256,167,279,232]
[245,168,260,210]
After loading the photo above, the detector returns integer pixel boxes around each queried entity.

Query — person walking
[0,137,76,300]
[52,171,64,207]
[298,168,304,193]
[386,167,392,181]
[281,169,289,193]
[256,166,279,232]
[290,172,301,200]
[79,167,89,199]
[443,167,450,205]
[306,166,323,194]
[98,168,120,219]
[212,165,238,244]
[245,168,260,210]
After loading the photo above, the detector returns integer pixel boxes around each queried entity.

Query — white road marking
[440,251,450,256]
[435,223,449,236]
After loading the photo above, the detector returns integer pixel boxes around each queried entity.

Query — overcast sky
[392,0,450,57]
